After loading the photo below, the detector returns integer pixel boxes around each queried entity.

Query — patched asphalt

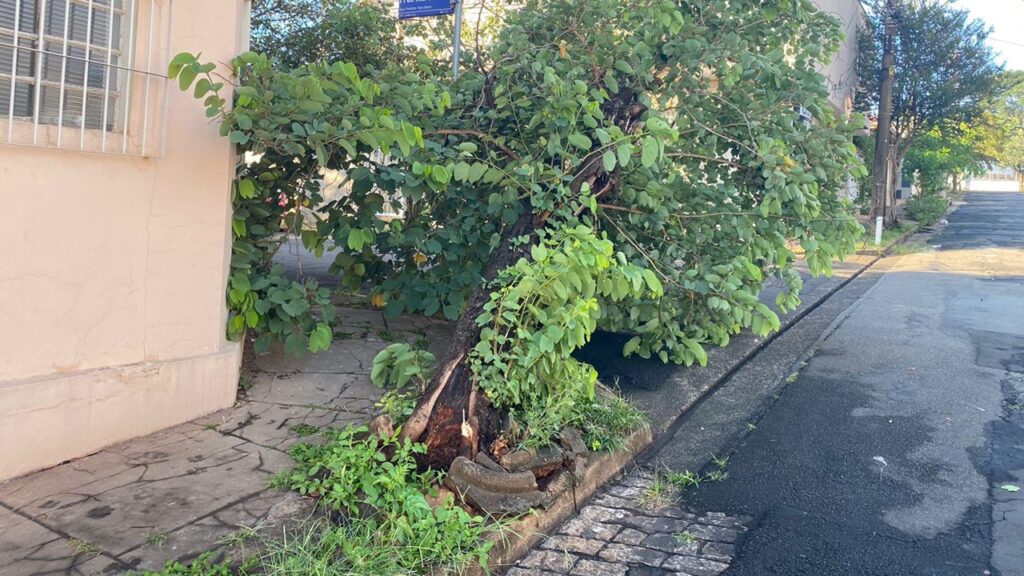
[653,192,1024,576]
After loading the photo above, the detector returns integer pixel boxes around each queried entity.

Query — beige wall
[0,0,249,480]
[814,0,865,115]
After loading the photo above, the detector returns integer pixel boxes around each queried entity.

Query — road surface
[668,191,1024,575]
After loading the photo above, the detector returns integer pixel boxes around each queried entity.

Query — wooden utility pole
[871,2,898,227]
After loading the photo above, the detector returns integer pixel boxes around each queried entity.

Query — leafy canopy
[856,0,1002,161]
[171,0,865,435]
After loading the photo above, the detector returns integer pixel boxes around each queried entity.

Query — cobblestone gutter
[510,470,750,575]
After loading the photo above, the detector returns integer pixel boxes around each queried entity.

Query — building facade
[0,0,250,480]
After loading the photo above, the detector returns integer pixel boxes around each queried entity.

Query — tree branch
[424,129,521,160]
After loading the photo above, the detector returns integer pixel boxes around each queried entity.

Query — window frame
[0,0,132,141]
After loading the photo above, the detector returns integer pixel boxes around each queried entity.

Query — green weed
[288,423,319,437]
[674,531,697,545]
[144,530,168,548]
[69,539,99,555]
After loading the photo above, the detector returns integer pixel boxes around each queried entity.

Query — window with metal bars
[1,0,127,132]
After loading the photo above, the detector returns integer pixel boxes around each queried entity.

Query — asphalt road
[657,192,1024,576]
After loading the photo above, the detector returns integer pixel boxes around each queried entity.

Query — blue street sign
[398,0,455,19]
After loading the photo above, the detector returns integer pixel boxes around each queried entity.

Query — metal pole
[452,0,463,79]
[871,7,897,227]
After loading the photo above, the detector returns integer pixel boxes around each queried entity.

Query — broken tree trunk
[399,207,537,470]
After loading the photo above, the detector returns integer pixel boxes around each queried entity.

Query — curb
[478,425,653,574]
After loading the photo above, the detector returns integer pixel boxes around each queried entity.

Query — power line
[989,37,1024,48]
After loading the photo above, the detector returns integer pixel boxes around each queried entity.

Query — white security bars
[0,0,170,156]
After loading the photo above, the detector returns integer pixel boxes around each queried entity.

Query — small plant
[704,454,731,482]
[268,470,290,490]
[274,425,495,574]
[370,343,436,391]
[905,194,949,226]
[666,470,702,490]
[574,390,647,452]
[217,526,259,549]
[138,552,233,576]
[746,423,757,431]
[144,530,168,548]
[705,469,730,482]
[70,539,98,555]
[638,473,675,510]
[288,423,319,437]
[376,389,420,425]
[674,531,697,545]
[1007,402,1024,412]
[376,329,398,342]
[786,371,800,383]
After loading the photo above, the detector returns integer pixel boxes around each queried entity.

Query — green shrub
[276,426,494,574]
[905,195,949,226]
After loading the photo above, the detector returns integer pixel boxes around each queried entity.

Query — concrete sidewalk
[0,308,451,575]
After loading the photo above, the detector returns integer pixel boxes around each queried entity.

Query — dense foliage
[904,194,949,226]
[275,427,493,573]
[250,0,419,71]
[978,71,1024,190]
[173,0,866,466]
[903,125,985,195]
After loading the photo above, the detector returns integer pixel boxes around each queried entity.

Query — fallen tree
[173,0,865,471]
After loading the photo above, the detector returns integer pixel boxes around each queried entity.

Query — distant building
[813,0,867,117]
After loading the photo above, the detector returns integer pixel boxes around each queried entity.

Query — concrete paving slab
[0,506,122,576]
[0,304,445,572]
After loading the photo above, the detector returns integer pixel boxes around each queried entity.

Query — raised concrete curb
[479,425,654,574]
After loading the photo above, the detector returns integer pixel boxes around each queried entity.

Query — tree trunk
[399,207,537,470]
[400,86,648,471]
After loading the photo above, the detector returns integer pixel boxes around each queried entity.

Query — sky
[953,0,1024,71]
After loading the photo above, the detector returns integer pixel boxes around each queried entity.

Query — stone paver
[513,469,749,575]
[0,306,452,574]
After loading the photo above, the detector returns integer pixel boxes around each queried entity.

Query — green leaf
[1001,484,1021,493]
[683,338,708,366]
[641,136,658,167]
[432,165,451,184]
[602,151,617,172]
[167,52,196,79]
[193,78,213,98]
[309,323,332,353]
[347,229,368,251]
[237,179,256,199]
[281,299,310,317]
[568,133,592,150]
[623,336,642,356]
[617,143,632,167]
[177,65,198,91]
[231,218,246,238]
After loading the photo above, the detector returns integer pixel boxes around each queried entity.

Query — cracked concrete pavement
[0,307,451,575]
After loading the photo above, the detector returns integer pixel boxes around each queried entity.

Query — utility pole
[871,1,897,229]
